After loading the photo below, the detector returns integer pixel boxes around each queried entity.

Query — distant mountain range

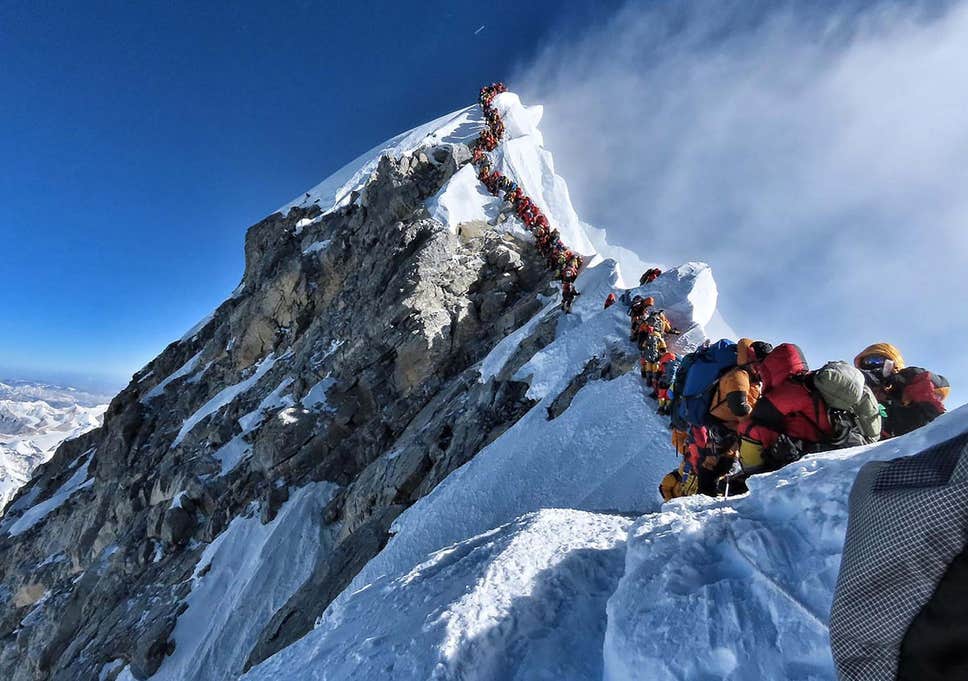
[0,380,109,512]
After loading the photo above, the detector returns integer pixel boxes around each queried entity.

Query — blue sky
[0,0,616,390]
[1,0,964,404]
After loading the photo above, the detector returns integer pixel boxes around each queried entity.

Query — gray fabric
[830,431,968,681]
[854,386,883,442]
[815,361,866,411]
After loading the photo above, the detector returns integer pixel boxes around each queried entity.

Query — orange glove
[671,429,687,454]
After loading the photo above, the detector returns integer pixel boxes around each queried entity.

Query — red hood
[759,343,809,390]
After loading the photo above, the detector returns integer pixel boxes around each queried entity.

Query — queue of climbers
[467,82,951,503]
[603,276,950,501]
[628,294,682,413]
[653,335,950,501]
[471,83,584,312]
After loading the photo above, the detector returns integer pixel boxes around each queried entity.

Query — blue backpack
[677,339,738,427]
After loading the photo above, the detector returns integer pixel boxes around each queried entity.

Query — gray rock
[161,506,193,547]
[0,143,556,681]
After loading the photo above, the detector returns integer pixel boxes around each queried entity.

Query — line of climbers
[627,294,682,415]
[606,278,951,501]
[648,333,952,501]
[467,82,952,502]
[471,83,584,312]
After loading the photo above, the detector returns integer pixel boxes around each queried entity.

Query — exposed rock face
[0,144,558,680]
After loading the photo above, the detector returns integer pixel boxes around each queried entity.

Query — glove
[671,429,687,454]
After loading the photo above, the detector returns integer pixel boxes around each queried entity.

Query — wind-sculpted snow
[244,509,629,681]
[332,368,669,606]
[278,105,482,216]
[603,404,968,681]
[626,261,718,332]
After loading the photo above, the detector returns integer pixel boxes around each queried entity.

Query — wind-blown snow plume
[514,0,968,404]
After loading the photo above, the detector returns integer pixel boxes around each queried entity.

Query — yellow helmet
[854,343,905,371]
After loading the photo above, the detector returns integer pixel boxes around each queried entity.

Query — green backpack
[813,361,881,442]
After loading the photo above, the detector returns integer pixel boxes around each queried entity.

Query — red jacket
[746,344,832,446]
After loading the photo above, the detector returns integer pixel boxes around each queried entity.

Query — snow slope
[246,510,630,681]
[0,380,108,514]
[103,87,948,681]
[238,90,967,681]
[603,405,968,681]
[116,482,337,681]
[243,403,968,681]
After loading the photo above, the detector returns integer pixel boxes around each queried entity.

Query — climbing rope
[470,83,584,284]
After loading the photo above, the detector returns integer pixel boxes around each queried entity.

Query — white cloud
[514,1,968,405]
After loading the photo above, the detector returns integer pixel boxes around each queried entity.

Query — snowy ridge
[13,85,949,681]
[246,509,630,681]
[277,105,483,216]
[237,90,964,681]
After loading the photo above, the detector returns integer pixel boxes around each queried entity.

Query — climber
[637,319,667,390]
[854,343,949,437]
[771,360,878,455]
[660,426,704,501]
[655,351,679,415]
[638,308,681,393]
[628,296,652,340]
[561,280,580,314]
[662,425,726,500]
[883,368,949,436]
[644,307,679,338]
[639,268,662,286]
[603,292,617,309]
[659,459,697,502]
[708,339,773,431]
[670,339,768,495]
[738,343,833,474]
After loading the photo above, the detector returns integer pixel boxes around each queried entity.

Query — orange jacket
[709,338,761,429]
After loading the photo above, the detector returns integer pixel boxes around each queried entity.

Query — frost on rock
[172,353,285,447]
[179,311,216,344]
[212,436,252,476]
[238,377,295,434]
[4,450,95,536]
[142,351,203,403]
[301,376,336,411]
[243,510,629,681]
[301,240,331,256]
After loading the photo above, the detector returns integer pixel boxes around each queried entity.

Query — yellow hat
[854,343,905,371]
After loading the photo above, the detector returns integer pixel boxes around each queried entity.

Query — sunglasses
[860,356,887,370]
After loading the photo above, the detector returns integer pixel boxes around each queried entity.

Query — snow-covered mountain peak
[0,381,108,515]
[0,84,951,681]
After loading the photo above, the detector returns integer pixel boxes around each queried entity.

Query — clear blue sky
[0,0,617,391]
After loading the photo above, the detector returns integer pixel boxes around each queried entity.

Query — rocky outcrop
[0,142,559,680]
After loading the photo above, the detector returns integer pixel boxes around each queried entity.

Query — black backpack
[827,409,870,449]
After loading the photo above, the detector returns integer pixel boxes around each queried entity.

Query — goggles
[859,356,887,370]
